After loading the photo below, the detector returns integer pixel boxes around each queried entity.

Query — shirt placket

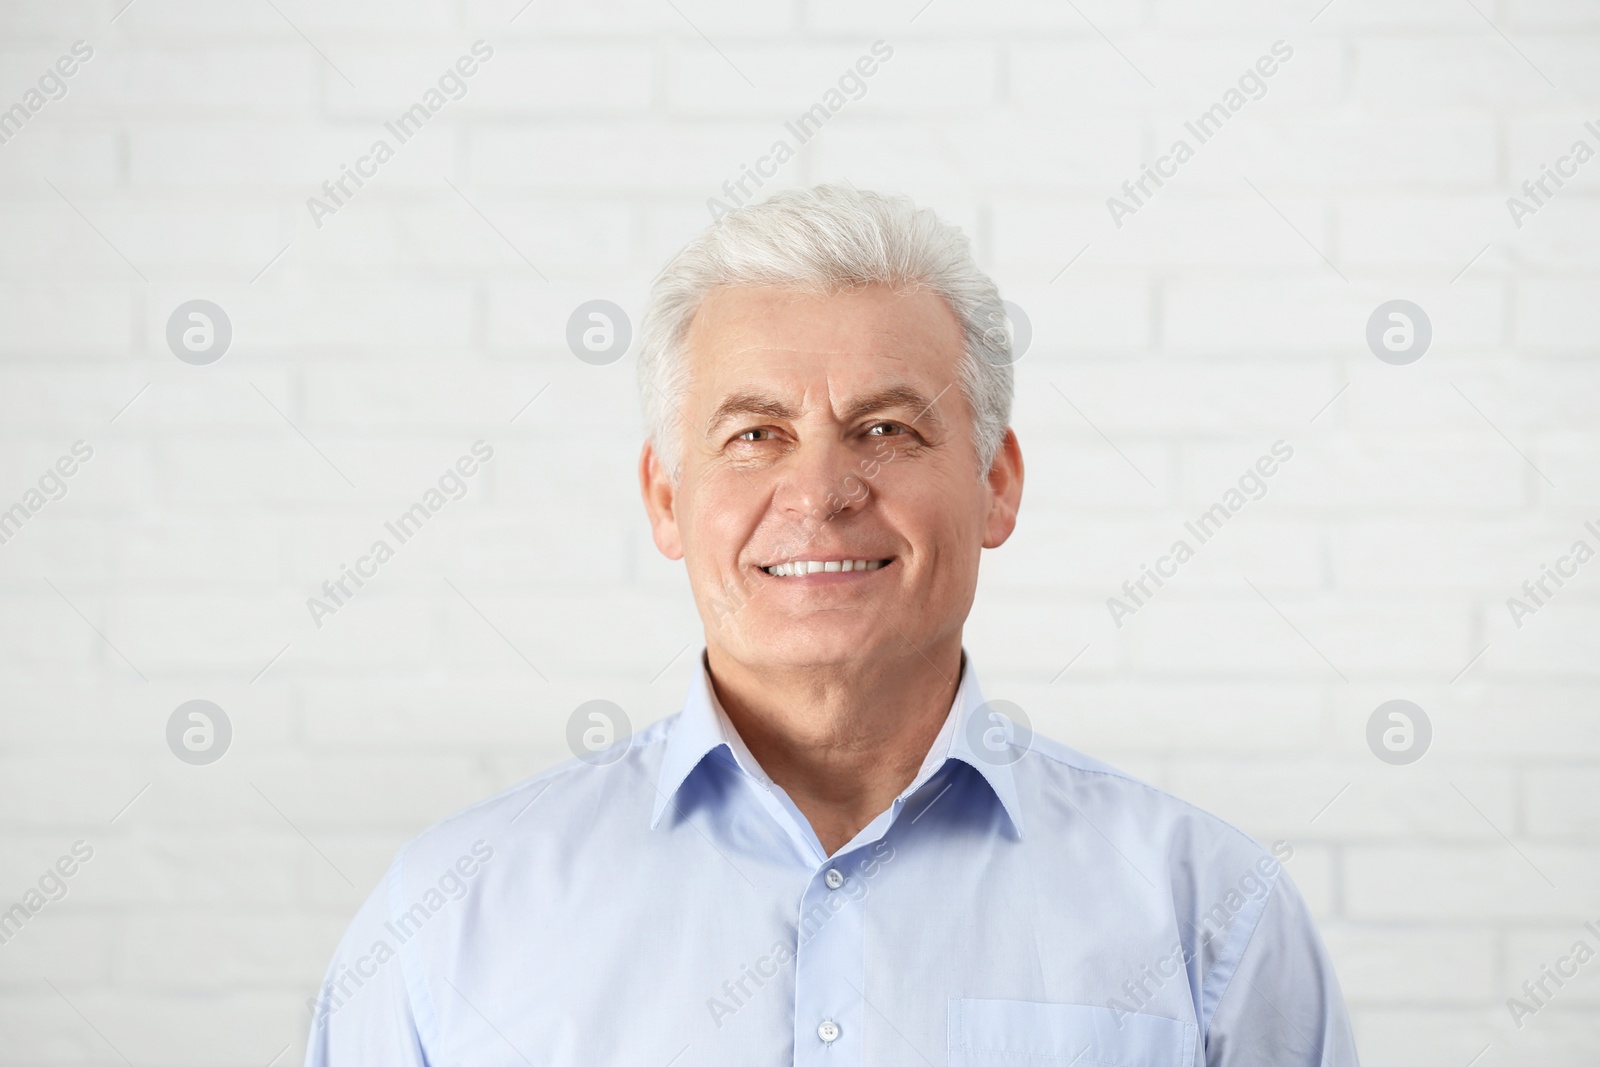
[790,847,868,1067]
[786,773,943,1067]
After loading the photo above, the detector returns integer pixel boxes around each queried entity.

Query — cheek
[877,465,986,548]
[684,473,765,562]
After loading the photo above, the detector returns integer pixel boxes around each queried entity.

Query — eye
[734,428,772,443]
[866,422,906,437]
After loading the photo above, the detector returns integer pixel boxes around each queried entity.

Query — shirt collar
[650,649,1025,839]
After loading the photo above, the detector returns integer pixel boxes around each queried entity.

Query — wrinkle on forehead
[681,283,968,443]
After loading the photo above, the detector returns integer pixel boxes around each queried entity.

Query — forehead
[682,283,966,395]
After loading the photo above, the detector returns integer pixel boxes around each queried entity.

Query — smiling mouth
[760,558,893,577]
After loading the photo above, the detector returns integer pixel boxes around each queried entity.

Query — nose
[772,434,870,531]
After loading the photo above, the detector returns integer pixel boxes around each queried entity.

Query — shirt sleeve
[1203,865,1360,1066]
[302,854,431,1067]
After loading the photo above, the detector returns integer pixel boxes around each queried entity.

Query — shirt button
[823,868,845,890]
[817,1019,841,1043]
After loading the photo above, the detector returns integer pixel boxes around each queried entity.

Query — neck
[703,638,964,856]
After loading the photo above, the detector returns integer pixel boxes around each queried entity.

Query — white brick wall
[0,0,1596,1063]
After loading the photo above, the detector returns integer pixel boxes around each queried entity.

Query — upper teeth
[765,559,885,576]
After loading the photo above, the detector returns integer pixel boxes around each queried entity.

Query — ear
[981,427,1024,550]
[639,441,685,560]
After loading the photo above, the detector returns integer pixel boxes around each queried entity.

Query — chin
[728,618,898,668]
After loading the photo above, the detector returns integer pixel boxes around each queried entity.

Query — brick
[1133,596,1473,679]
[1220,118,1498,188]
[818,114,1139,192]
[1431,684,1600,757]
[1347,361,1600,434]
[116,911,346,986]
[1129,38,1345,115]
[1166,761,1517,841]
[74,47,316,116]
[1162,279,1506,357]
[0,986,312,1065]
[128,121,453,190]
[1353,38,1570,110]
[994,280,1153,356]
[1347,1009,1497,1067]
[1346,844,1600,919]
[328,42,653,119]
[465,119,784,192]
[1010,41,1161,112]
[1504,0,1600,28]
[1515,199,1600,266]
[963,595,1123,679]
[1504,924,1600,1002]
[1185,436,1524,511]
[972,198,1108,269]
[1321,925,1496,1003]
[664,41,992,117]
[1526,767,1600,837]
[1331,518,1561,592]
[170,280,474,354]
[0,912,115,985]
[1520,280,1600,350]
[1482,604,1600,676]
[469,0,791,35]
[1340,196,1511,268]
[485,278,652,355]
[0,127,120,190]
[1023,679,1327,755]
[0,281,132,359]
[0,1,103,34]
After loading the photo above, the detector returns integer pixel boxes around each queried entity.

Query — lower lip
[759,561,894,585]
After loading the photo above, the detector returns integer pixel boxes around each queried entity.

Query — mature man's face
[640,282,1022,672]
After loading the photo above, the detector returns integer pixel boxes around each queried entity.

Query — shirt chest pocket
[948,999,1197,1067]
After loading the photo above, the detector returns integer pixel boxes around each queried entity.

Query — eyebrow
[842,385,946,428]
[704,393,799,436]
[705,385,945,436]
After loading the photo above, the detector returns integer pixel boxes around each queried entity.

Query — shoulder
[1015,734,1310,1028]
[384,713,678,893]
[1016,731,1293,882]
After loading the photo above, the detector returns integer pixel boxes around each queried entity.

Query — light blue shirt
[304,651,1358,1066]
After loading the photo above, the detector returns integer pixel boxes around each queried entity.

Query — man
[305,185,1359,1065]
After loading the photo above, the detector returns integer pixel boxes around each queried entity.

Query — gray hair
[636,184,1014,481]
